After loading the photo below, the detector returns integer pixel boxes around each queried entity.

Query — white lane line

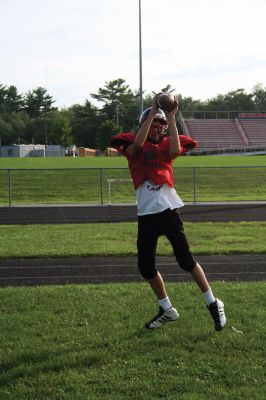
[1,271,266,280]
[1,261,266,270]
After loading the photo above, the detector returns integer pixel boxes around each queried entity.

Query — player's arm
[126,95,159,157]
[167,98,181,158]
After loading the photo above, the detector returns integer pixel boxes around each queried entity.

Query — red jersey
[110,132,198,189]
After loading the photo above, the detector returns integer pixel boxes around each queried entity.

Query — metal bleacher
[184,119,244,150]
[181,113,266,153]
[238,119,266,147]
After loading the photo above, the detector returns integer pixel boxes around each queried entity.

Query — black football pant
[137,208,196,280]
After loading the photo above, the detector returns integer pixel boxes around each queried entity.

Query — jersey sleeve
[109,132,136,156]
[159,135,198,161]
[179,135,198,155]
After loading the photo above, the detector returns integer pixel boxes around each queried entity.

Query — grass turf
[1,155,266,168]
[1,156,265,398]
[0,282,265,400]
[0,221,266,259]
[0,155,265,205]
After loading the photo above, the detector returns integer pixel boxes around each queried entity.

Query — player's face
[148,121,165,142]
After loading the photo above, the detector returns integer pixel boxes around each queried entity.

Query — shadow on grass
[125,323,216,344]
[0,348,102,386]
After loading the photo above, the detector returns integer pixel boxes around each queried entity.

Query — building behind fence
[0,144,64,158]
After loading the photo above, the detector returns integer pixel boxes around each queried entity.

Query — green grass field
[1,154,266,168]
[1,221,266,259]
[0,282,265,400]
[0,155,266,204]
[1,155,265,399]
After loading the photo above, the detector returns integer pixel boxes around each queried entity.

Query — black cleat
[208,299,226,331]
[145,306,179,329]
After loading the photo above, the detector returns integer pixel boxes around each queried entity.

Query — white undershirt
[136,180,184,216]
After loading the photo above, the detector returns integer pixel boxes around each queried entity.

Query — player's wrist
[167,115,177,126]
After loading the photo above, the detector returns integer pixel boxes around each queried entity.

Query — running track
[0,203,265,286]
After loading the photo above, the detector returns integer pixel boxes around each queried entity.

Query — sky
[1,0,266,108]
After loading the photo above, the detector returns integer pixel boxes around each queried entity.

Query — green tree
[0,115,13,144]
[252,83,266,111]
[46,110,72,146]
[116,91,139,132]
[7,112,30,143]
[23,87,55,118]
[96,120,120,151]
[90,79,137,130]
[68,101,100,148]
[0,112,29,144]
[0,84,24,113]
[24,117,47,144]
[91,78,130,106]
[177,94,205,112]
[207,89,254,112]
[205,94,228,112]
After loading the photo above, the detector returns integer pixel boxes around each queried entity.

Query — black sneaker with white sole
[208,299,226,331]
[145,306,179,329]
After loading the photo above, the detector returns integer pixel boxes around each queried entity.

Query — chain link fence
[0,166,266,206]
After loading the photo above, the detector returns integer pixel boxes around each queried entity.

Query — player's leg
[190,262,210,292]
[137,214,179,329]
[163,210,226,331]
[147,270,167,299]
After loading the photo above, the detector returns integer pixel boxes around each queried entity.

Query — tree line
[1,80,266,151]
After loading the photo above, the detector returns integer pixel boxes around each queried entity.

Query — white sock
[158,296,172,311]
[203,289,216,306]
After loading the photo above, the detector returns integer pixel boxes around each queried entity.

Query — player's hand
[167,96,179,117]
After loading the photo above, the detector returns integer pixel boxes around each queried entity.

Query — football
[157,92,177,112]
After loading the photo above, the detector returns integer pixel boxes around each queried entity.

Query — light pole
[44,64,48,157]
[139,0,143,115]
[116,104,119,126]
